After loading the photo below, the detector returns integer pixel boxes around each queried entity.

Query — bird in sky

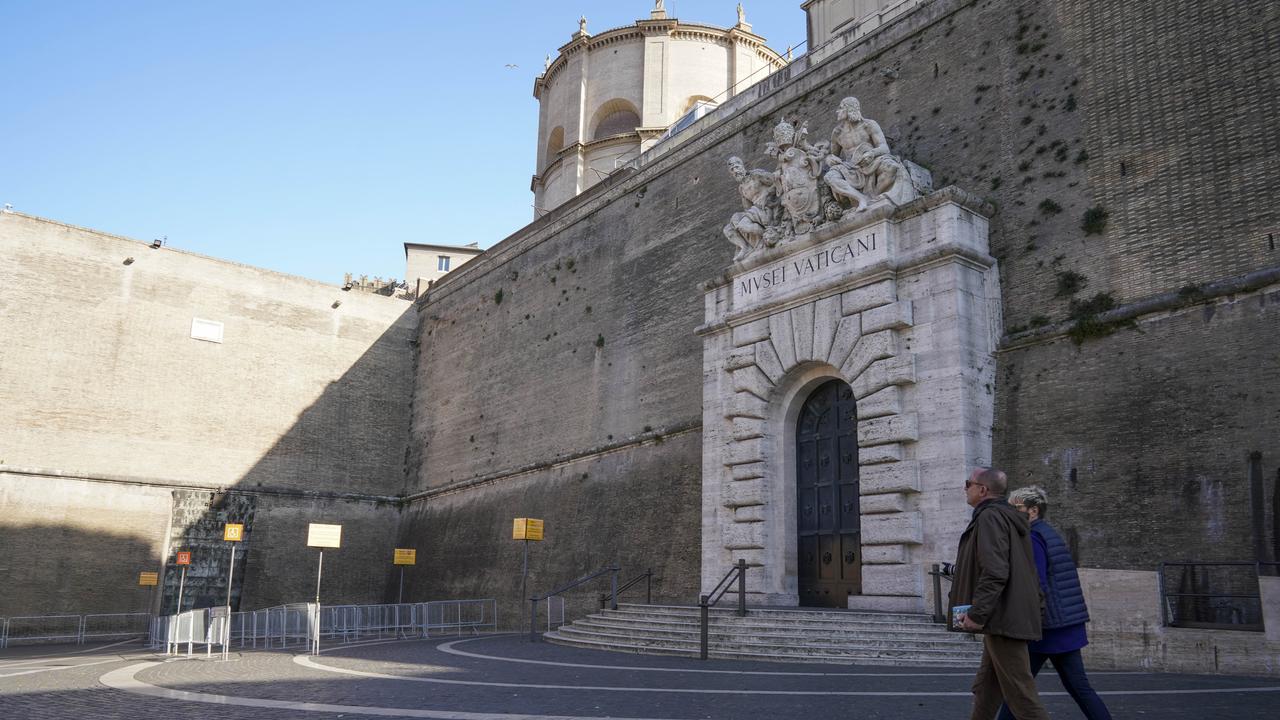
[504,63,518,69]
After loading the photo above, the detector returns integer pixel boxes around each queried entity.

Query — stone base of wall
[1079,568,1280,677]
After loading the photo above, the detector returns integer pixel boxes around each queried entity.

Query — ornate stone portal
[700,99,1001,611]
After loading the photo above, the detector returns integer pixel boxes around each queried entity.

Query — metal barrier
[546,596,565,632]
[320,600,497,640]
[155,605,296,659]
[415,599,497,637]
[230,603,315,649]
[1159,561,1278,631]
[0,600,495,654]
[81,613,151,643]
[323,603,418,642]
[4,615,83,647]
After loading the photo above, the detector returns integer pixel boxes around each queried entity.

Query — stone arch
[545,126,565,160]
[589,99,641,140]
[718,278,921,604]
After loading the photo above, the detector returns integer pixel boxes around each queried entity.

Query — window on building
[437,256,451,272]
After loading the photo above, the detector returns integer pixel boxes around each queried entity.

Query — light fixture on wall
[332,300,342,309]
[123,257,135,265]
[150,238,163,249]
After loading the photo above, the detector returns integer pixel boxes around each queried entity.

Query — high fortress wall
[0,213,415,615]
[405,0,1280,673]
[1,0,1278,676]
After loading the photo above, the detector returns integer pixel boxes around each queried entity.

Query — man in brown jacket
[949,468,1050,719]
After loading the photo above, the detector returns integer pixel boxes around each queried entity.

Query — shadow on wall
[0,524,161,616]
[151,303,417,616]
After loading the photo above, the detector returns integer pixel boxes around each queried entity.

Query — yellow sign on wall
[513,518,544,541]
[393,548,417,565]
[138,572,159,586]
[223,523,244,542]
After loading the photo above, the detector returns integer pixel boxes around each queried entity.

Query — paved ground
[1,633,1278,719]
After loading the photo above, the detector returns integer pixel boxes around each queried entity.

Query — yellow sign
[307,523,343,548]
[138,572,159,586]
[223,523,244,542]
[513,518,544,541]
[393,548,417,565]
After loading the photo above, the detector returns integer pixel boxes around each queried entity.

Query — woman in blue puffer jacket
[996,486,1112,720]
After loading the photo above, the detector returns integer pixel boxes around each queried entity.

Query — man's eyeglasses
[965,480,984,490]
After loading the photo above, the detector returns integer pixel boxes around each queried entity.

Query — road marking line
[100,662,677,720]
[294,654,1280,697]
[0,638,145,665]
[436,636,1147,678]
[0,657,122,678]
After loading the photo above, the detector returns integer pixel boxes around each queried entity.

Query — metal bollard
[699,595,710,660]
[736,559,747,617]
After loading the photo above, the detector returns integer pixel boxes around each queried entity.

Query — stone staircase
[544,603,983,667]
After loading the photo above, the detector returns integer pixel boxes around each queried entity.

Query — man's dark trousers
[971,633,1050,720]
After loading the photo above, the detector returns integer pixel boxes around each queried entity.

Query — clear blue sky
[1,1,807,285]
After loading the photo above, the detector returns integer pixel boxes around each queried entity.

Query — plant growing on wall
[1082,205,1109,235]
[1055,270,1087,296]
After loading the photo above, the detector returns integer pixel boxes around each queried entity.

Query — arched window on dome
[589,99,641,141]
[546,126,565,161]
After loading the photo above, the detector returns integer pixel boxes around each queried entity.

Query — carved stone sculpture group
[724,97,924,262]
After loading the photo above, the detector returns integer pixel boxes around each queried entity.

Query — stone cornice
[998,265,1280,351]
[584,132,640,148]
[401,421,702,504]
[0,464,403,506]
[537,17,785,94]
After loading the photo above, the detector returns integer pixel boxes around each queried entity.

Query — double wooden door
[796,379,862,607]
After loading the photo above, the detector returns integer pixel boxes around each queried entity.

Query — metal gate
[796,378,861,607]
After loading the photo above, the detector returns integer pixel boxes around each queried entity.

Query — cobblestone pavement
[2,634,1279,719]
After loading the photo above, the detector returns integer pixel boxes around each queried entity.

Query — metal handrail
[529,565,620,642]
[699,559,747,660]
[602,568,653,609]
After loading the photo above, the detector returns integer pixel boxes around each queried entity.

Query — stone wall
[0,212,415,615]
[406,0,1280,655]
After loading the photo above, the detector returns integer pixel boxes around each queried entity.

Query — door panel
[796,379,861,607]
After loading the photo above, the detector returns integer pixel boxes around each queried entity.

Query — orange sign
[138,572,159,586]
[223,523,244,542]
[393,548,417,565]
[176,551,192,565]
